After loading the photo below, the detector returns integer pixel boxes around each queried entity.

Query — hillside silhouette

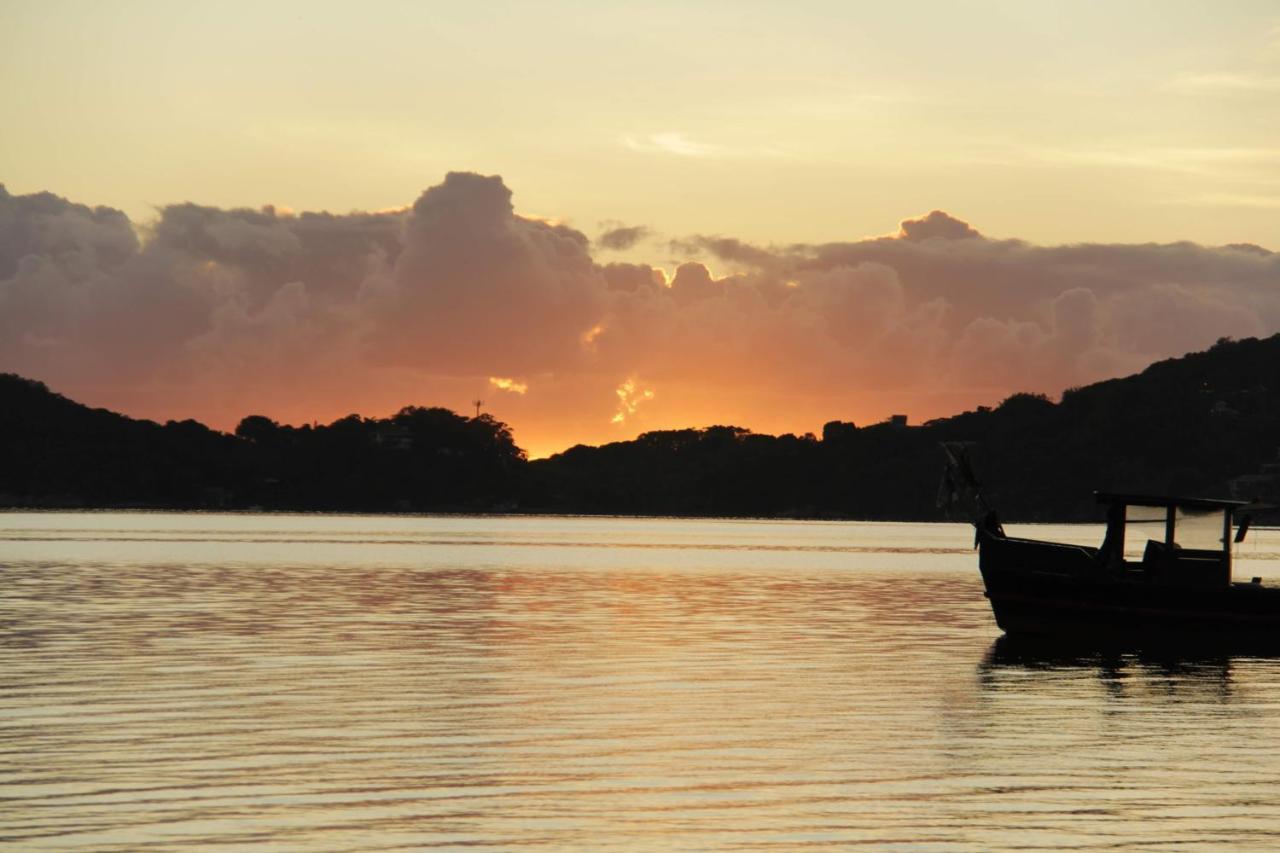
[3,334,1280,520]
[0,382,523,512]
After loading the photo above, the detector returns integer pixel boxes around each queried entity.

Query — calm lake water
[3,513,1280,850]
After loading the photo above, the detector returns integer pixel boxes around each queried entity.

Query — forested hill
[534,335,1280,520]
[0,379,525,512]
[3,334,1280,520]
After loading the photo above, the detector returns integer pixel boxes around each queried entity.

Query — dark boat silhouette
[941,443,1280,648]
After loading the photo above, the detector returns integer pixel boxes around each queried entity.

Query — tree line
[3,334,1279,521]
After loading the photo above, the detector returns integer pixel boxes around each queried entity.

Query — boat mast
[938,442,1004,538]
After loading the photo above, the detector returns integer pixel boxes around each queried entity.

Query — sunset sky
[3,2,1280,457]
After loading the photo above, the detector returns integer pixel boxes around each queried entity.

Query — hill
[528,335,1280,521]
[0,377,523,512]
[3,334,1280,519]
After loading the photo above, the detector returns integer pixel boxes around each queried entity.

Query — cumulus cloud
[2,177,1279,456]
[896,210,981,241]
[601,262,665,293]
[369,172,604,374]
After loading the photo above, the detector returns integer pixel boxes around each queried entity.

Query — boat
[939,442,1280,648]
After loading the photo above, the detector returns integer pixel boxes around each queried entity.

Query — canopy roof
[1094,492,1249,511]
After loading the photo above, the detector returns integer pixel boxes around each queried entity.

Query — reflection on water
[967,639,1280,848]
[2,513,1279,850]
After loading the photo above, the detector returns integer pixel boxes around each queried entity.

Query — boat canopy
[1094,492,1250,512]
[1091,491,1262,585]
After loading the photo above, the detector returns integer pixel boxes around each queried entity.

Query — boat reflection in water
[941,443,1280,649]
[982,633,1237,696]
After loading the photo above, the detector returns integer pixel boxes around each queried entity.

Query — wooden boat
[940,443,1280,647]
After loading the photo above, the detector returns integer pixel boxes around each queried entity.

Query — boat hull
[978,534,1280,648]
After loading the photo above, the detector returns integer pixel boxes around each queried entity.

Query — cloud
[668,262,727,304]
[3,178,1280,456]
[489,376,528,395]
[601,262,665,293]
[596,224,651,251]
[611,378,655,424]
[621,133,790,161]
[623,132,721,157]
[368,171,606,373]
[667,235,783,270]
[896,210,981,241]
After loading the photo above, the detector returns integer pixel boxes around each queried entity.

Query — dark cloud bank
[2,174,1278,448]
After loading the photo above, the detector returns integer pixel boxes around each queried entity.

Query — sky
[3,1,1280,457]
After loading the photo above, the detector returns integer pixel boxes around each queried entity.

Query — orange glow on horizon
[53,369,1128,463]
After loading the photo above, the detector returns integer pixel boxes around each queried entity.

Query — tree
[235,415,281,443]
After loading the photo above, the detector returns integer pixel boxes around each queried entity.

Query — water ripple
[2,513,1279,849]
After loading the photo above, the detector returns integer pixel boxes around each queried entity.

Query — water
[2,513,1280,850]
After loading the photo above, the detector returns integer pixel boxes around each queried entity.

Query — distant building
[888,414,908,428]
